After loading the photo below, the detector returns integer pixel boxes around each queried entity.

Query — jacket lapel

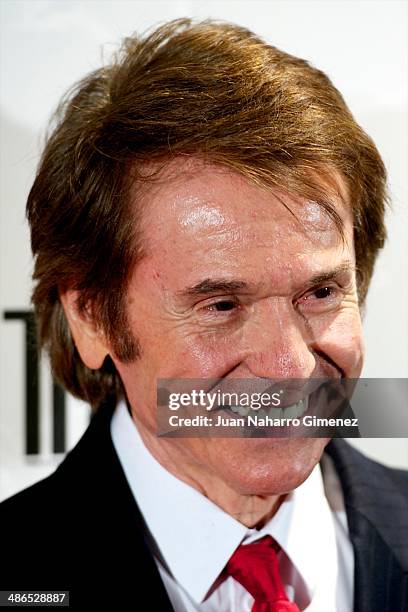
[58,400,175,610]
[326,439,408,611]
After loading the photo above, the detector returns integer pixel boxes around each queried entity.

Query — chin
[215,437,330,496]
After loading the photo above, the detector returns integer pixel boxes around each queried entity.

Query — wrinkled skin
[65,159,364,527]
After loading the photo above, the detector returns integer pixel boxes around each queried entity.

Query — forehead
[134,159,354,288]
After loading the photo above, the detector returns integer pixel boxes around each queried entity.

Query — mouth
[228,395,309,420]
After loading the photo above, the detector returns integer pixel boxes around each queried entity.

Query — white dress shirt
[111,400,354,611]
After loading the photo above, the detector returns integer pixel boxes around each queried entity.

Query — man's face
[112,159,364,497]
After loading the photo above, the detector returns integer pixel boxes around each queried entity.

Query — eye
[207,300,238,312]
[297,285,343,312]
[195,296,245,327]
[313,286,333,299]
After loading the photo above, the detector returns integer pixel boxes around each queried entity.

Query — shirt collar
[111,399,337,605]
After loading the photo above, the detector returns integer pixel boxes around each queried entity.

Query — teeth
[228,397,308,419]
[230,405,247,416]
[282,396,309,419]
[229,405,248,417]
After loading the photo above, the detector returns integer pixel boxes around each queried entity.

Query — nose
[242,299,316,380]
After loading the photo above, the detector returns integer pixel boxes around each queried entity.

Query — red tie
[225,536,300,611]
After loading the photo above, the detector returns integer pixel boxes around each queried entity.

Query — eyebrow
[306,262,355,286]
[177,262,355,298]
[179,279,251,297]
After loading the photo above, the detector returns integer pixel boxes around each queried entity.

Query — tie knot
[225,536,300,611]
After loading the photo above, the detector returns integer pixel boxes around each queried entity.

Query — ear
[60,290,109,370]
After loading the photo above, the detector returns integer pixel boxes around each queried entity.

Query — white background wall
[1,0,407,501]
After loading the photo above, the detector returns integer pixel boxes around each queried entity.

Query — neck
[192,484,285,528]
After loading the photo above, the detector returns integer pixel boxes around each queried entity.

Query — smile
[229,396,309,420]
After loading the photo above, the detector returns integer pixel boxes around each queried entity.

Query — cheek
[117,325,243,382]
[313,308,364,376]
[175,334,244,377]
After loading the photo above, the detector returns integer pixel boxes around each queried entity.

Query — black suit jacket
[1,401,407,610]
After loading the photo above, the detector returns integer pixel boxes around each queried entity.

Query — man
[0,18,407,611]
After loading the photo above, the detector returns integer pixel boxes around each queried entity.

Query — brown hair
[26,18,388,408]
